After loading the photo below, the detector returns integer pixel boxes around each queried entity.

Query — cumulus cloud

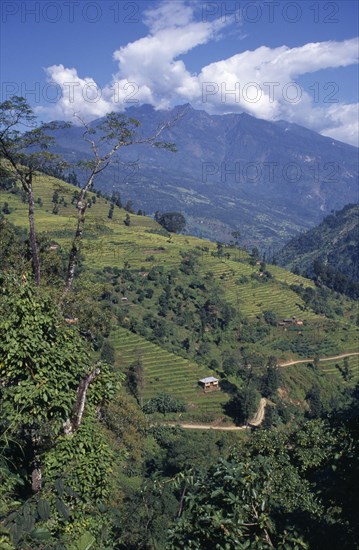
[320,104,359,147]
[40,64,114,120]
[110,1,229,108]
[41,0,358,146]
[196,39,358,118]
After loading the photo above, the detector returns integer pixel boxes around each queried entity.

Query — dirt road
[279,351,359,367]
[165,398,267,432]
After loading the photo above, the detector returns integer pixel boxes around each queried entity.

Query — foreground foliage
[0,275,120,548]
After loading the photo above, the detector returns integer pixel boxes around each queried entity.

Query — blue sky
[1,0,358,145]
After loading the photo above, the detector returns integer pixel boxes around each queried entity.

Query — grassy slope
[1,172,358,420]
[280,354,359,408]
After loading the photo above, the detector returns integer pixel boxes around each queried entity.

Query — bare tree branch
[63,107,186,294]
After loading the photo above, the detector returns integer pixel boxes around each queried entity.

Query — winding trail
[278,351,359,368]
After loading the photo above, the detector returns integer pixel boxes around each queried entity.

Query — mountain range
[49,104,359,250]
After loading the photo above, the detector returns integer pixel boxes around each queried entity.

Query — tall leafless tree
[0,96,68,285]
[63,108,185,294]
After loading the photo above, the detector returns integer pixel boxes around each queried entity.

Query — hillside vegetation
[277,203,359,298]
[1,171,358,423]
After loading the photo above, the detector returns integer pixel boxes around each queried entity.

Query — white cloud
[39,64,114,120]
[111,1,229,107]
[320,104,359,147]
[143,0,194,32]
[41,0,359,145]
[195,39,358,120]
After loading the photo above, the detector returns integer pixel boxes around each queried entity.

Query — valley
[47,104,359,249]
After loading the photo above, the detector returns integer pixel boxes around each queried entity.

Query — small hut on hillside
[198,376,220,392]
[278,317,304,327]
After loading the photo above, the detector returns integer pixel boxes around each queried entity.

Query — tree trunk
[63,171,97,295]
[72,365,101,430]
[31,467,42,492]
[64,365,101,434]
[27,177,41,285]
[63,198,88,294]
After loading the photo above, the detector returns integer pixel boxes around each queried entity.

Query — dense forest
[1,98,359,549]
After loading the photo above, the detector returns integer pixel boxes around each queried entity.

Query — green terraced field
[198,258,320,321]
[320,355,359,381]
[110,327,228,420]
[280,354,359,406]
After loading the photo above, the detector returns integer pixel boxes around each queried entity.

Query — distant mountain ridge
[277,203,359,298]
[49,104,359,249]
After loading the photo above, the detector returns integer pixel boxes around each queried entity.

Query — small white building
[199,376,220,392]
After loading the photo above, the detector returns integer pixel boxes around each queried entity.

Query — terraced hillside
[110,327,228,421]
[1,171,358,420]
[320,354,359,381]
[280,354,359,409]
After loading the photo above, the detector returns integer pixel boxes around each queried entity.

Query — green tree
[52,190,59,204]
[263,310,277,326]
[100,339,116,365]
[168,454,309,549]
[0,277,116,483]
[342,357,352,382]
[143,393,187,414]
[0,276,120,547]
[0,218,27,273]
[0,96,67,284]
[124,199,134,213]
[2,202,10,215]
[225,384,260,425]
[263,366,280,398]
[216,241,224,257]
[111,191,122,208]
[157,212,186,233]
[306,385,322,418]
[168,420,350,549]
[222,355,240,376]
[0,163,17,190]
[126,359,144,406]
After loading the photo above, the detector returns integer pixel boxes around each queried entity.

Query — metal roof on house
[199,376,219,384]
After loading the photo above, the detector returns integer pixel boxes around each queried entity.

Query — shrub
[142,393,187,414]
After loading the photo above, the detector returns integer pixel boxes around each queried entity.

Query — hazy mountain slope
[277,203,359,297]
[48,104,359,249]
